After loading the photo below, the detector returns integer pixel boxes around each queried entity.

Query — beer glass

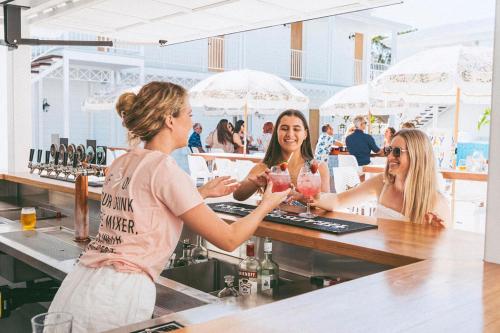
[31,312,72,333]
[20,207,37,230]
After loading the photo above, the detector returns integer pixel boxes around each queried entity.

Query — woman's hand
[199,176,240,199]
[425,212,446,228]
[310,193,338,212]
[248,169,270,189]
[260,181,291,212]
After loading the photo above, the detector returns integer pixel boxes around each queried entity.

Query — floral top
[314,133,335,162]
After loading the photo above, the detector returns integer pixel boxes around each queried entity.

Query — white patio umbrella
[189,69,309,153]
[319,83,407,117]
[371,45,493,142]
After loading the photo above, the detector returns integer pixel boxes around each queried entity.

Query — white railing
[370,62,389,81]
[290,49,303,80]
[208,37,224,71]
[354,59,363,84]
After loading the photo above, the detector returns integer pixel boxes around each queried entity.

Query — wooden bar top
[363,165,488,182]
[191,152,264,163]
[1,172,498,331]
[0,172,103,201]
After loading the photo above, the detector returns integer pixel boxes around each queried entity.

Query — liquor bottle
[173,239,195,267]
[259,237,279,296]
[191,235,208,263]
[238,241,260,296]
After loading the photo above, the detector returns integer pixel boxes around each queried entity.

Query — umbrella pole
[368,110,372,134]
[244,102,248,155]
[453,87,461,167]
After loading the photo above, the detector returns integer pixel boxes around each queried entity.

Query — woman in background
[383,127,396,155]
[206,119,235,153]
[311,129,450,226]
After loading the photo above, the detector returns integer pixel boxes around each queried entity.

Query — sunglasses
[384,146,409,158]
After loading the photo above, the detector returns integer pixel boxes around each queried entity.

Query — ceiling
[1,0,402,45]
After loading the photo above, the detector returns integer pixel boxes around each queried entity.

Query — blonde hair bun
[116,92,137,120]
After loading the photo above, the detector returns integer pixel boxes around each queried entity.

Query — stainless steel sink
[161,258,319,301]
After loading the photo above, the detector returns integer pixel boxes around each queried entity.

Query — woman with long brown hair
[233,109,330,201]
[47,82,289,332]
[206,118,235,152]
[311,129,450,225]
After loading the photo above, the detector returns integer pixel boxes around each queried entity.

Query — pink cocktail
[297,166,321,218]
[268,166,291,215]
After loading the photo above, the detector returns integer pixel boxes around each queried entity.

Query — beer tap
[61,153,72,181]
[28,149,35,173]
[40,151,51,175]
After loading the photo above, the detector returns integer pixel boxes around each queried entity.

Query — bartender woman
[48,81,289,332]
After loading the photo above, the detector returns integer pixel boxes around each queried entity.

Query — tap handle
[54,152,60,166]
[29,149,35,162]
[45,151,50,164]
[72,155,78,168]
[37,149,43,163]
[63,152,68,166]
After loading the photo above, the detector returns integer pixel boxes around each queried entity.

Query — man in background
[345,116,381,166]
[314,124,343,162]
[188,123,205,153]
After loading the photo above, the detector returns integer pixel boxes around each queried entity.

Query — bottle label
[261,275,271,291]
[239,271,258,295]
[260,274,276,291]
[264,242,272,253]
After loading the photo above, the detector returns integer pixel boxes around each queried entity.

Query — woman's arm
[181,184,290,251]
[427,193,451,227]
[319,162,330,193]
[233,133,244,148]
[233,163,269,201]
[311,173,384,211]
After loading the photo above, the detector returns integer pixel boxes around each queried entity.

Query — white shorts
[48,264,156,333]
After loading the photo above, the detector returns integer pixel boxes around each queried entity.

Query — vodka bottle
[191,235,208,263]
[259,237,279,296]
[238,241,260,296]
[173,239,195,267]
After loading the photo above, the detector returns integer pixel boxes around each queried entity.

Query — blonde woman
[311,129,450,226]
[48,82,289,332]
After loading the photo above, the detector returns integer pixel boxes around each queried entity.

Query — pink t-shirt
[79,148,203,281]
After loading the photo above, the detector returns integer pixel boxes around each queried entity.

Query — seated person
[233,109,330,201]
[345,115,381,166]
[311,129,450,226]
[188,123,205,153]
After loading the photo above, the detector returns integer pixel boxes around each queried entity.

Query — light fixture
[42,98,50,113]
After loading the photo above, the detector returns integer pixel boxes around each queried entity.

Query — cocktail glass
[268,166,291,215]
[297,166,321,218]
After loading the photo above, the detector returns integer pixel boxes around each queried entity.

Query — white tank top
[375,203,409,221]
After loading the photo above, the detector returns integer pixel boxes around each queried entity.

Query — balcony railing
[370,62,389,81]
[354,59,363,85]
[290,49,303,80]
[208,37,224,72]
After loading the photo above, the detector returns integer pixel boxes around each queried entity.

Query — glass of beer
[20,207,37,230]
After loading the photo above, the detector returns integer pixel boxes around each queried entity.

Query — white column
[0,45,8,172]
[484,0,500,263]
[6,43,32,173]
[63,54,70,137]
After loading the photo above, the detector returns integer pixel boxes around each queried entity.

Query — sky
[371,0,496,30]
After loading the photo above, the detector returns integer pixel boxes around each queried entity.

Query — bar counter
[0,172,499,332]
